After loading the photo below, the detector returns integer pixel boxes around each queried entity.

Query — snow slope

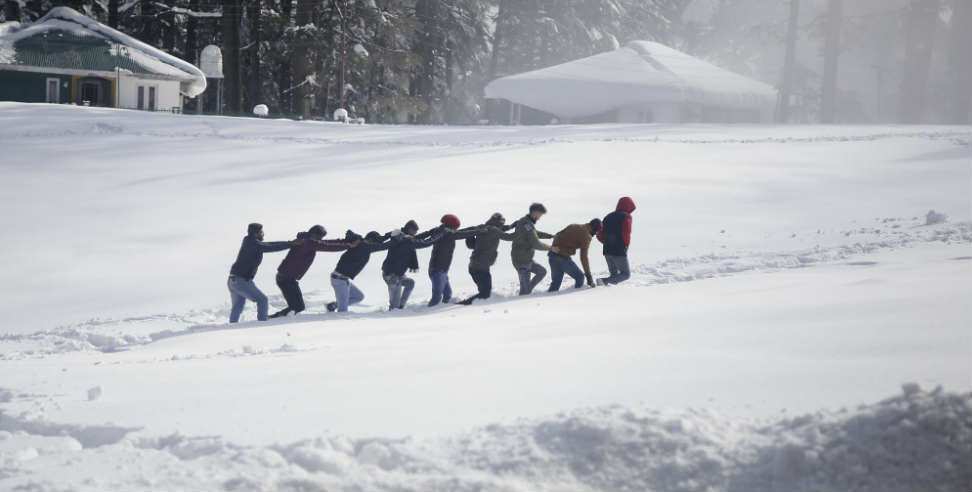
[0,102,969,490]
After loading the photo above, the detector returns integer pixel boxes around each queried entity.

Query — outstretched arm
[413,232,444,249]
[527,229,551,252]
[255,240,295,253]
[314,239,357,252]
[537,230,555,240]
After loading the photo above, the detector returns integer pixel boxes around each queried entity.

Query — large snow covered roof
[484,41,777,119]
[0,7,206,97]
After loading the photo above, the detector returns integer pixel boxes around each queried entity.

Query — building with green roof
[0,7,206,112]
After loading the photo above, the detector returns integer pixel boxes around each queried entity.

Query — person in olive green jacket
[457,212,517,305]
[548,219,602,291]
[511,202,558,295]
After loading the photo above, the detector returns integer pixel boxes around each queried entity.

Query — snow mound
[0,387,967,490]
[926,209,949,225]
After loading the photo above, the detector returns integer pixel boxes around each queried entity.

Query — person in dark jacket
[425,214,483,307]
[510,202,559,295]
[381,220,442,310]
[269,225,358,318]
[326,231,391,313]
[596,196,636,285]
[227,223,298,323]
[548,219,601,292]
[457,212,516,305]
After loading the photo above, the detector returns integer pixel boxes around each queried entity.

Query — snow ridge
[1,385,968,491]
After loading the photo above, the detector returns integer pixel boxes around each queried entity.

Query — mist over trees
[1,0,969,124]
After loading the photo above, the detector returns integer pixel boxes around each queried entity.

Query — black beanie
[247,223,263,234]
[588,218,602,234]
[308,224,327,237]
[403,219,419,232]
[529,202,547,214]
[365,231,383,242]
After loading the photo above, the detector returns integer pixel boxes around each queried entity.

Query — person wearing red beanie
[425,214,483,306]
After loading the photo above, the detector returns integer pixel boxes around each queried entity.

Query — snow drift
[0,385,968,491]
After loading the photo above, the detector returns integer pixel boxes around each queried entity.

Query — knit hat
[308,224,327,237]
[487,212,505,226]
[247,222,263,234]
[403,220,419,233]
[588,218,602,234]
[529,202,547,214]
[441,214,460,229]
[365,231,383,242]
[344,230,362,241]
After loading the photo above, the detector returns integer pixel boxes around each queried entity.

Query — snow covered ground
[0,102,969,490]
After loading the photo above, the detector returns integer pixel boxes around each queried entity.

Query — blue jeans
[515,262,546,295]
[228,276,269,322]
[384,273,415,309]
[330,275,365,312]
[548,253,584,291]
[601,255,631,284]
[428,270,453,306]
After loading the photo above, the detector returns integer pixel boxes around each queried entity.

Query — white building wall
[116,72,182,112]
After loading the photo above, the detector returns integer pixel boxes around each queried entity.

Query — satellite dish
[200,45,223,79]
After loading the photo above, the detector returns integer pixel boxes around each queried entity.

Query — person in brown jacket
[547,219,602,292]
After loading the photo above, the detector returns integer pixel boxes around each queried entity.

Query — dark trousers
[276,274,305,313]
[469,267,493,299]
[547,252,584,291]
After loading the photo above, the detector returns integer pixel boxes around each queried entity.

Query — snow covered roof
[484,41,777,119]
[0,7,206,97]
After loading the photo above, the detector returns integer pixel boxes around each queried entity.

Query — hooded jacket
[381,230,441,277]
[510,214,554,267]
[468,218,516,271]
[428,225,481,273]
[277,232,352,280]
[229,236,292,280]
[551,224,594,275]
[597,197,636,257]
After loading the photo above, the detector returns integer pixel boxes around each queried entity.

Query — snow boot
[269,308,292,319]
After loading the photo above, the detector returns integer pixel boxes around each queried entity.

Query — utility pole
[776,0,800,123]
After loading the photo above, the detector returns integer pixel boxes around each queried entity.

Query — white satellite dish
[200,45,223,79]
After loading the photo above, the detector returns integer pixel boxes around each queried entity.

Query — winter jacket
[597,197,636,257]
[428,225,481,273]
[334,237,392,279]
[277,232,352,280]
[468,223,516,271]
[510,214,554,267]
[381,230,441,277]
[229,236,292,280]
[551,224,594,275]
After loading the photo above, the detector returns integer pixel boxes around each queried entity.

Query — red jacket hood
[616,197,636,213]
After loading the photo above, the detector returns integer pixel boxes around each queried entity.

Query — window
[137,86,145,110]
[46,78,60,103]
[148,86,156,111]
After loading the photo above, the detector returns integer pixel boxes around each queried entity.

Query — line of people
[225,197,636,323]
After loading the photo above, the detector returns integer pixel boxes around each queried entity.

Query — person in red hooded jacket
[596,196,636,285]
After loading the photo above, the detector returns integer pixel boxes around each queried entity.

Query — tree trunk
[897,0,939,123]
[820,0,841,123]
[244,0,263,112]
[487,0,508,80]
[776,0,799,123]
[186,0,199,64]
[292,0,317,119]
[108,0,119,28]
[163,8,177,53]
[278,0,293,115]
[222,0,243,114]
[947,0,971,123]
[4,0,21,22]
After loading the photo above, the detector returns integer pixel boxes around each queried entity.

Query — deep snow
[0,102,969,490]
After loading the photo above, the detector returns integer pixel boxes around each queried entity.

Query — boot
[268,308,291,319]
